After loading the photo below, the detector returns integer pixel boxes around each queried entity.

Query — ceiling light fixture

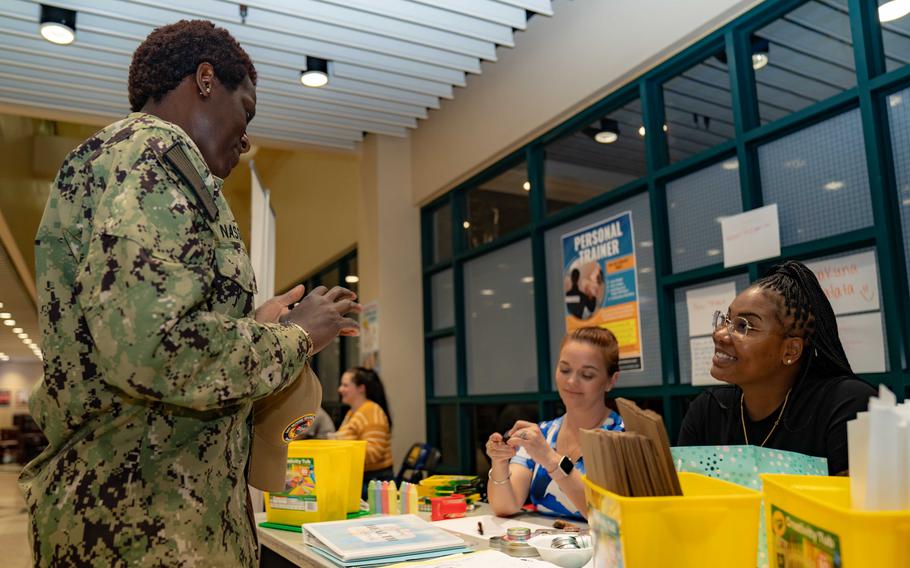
[39,4,77,45]
[462,221,471,229]
[715,37,770,70]
[522,181,531,191]
[585,118,620,144]
[823,180,845,191]
[344,275,359,284]
[880,0,910,22]
[3,320,14,326]
[0,313,9,319]
[12,327,22,333]
[721,159,739,170]
[300,56,330,88]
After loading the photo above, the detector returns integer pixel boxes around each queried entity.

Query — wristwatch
[548,455,574,478]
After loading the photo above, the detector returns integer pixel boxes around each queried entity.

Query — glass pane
[886,87,910,309]
[435,404,460,469]
[663,49,735,163]
[319,267,340,290]
[464,162,530,249]
[544,191,662,387]
[879,0,910,74]
[674,274,751,385]
[432,203,453,264]
[432,336,457,397]
[464,239,537,395]
[758,109,873,246]
[666,158,743,273]
[753,1,856,124]
[472,403,539,477]
[345,335,360,370]
[317,337,341,402]
[343,255,359,293]
[543,99,647,215]
[431,268,454,330]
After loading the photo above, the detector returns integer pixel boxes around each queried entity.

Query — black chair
[394,443,441,485]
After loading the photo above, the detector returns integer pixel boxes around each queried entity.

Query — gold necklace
[740,388,792,447]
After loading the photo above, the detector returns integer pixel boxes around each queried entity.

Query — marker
[367,480,376,514]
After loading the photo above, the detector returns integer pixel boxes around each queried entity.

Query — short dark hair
[128,20,257,112]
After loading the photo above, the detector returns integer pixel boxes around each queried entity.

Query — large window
[422,0,910,473]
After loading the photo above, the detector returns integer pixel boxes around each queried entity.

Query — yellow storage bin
[761,474,910,567]
[583,472,761,567]
[316,439,366,514]
[264,440,358,525]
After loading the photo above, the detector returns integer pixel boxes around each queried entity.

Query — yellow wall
[410,0,760,205]
[251,147,360,291]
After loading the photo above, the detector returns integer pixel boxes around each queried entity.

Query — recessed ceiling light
[707,249,722,256]
[480,289,494,296]
[590,118,620,144]
[521,276,534,284]
[890,94,903,107]
[0,313,10,319]
[300,56,330,87]
[462,221,471,229]
[344,275,359,284]
[39,5,77,45]
[751,52,769,70]
[18,333,28,339]
[721,159,739,170]
[501,303,512,309]
[3,320,14,326]
[522,181,531,191]
[12,327,22,334]
[823,181,845,191]
[880,0,910,22]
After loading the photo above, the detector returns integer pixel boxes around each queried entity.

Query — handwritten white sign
[690,336,724,386]
[806,251,879,315]
[838,312,887,373]
[685,281,738,337]
[721,204,781,268]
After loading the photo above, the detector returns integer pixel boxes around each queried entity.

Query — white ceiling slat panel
[237,0,498,61]
[2,0,552,149]
[313,0,515,47]
[412,0,529,29]
[495,0,554,17]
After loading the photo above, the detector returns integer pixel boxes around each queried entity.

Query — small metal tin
[551,535,580,549]
[502,540,539,557]
[506,527,531,542]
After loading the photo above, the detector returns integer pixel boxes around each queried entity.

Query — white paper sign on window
[838,312,887,373]
[721,204,781,268]
[805,251,880,315]
[685,281,738,337]
[690,336,724,386]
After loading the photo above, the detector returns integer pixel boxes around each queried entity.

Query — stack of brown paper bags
[579,398,682,497]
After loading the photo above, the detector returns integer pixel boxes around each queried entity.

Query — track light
[300,56,330,88]
[586,118,620,144]
[39,4,76,45]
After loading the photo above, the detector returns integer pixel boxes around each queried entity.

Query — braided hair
[753,260,854,381]
[347,367,393,429]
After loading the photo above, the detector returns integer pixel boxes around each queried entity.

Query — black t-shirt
[676,376,876,475]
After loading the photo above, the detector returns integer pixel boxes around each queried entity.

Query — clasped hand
[254,284,361,353]
[485,420,555,467]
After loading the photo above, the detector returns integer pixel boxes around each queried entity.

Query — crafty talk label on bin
[269,457,318,512]
[770,505,841,568]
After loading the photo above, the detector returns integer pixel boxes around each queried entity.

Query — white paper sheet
[838,312,887,373]
[721,204,781,268]
[805,250,880,315]
[685,282,738,337]
[690,336,724,386]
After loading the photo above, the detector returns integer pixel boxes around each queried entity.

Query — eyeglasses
[712,310,757,338]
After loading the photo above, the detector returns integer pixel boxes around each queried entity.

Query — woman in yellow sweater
[332,367,394,496]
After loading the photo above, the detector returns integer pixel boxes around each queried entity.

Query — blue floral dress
[510,412,624,519]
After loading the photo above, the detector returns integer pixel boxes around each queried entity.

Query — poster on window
[561,211,643,370]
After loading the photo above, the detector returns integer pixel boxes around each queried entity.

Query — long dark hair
[753,260,854,381]
[347,367,392,429]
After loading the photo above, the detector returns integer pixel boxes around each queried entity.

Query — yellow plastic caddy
[761,473,910,567]
[583,472,761,567]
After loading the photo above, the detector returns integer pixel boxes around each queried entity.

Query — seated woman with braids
[677,260,875,475]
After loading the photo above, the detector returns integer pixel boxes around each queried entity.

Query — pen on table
[477,521,484,535]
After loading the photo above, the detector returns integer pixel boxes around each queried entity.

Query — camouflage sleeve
[74,144,309,411]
